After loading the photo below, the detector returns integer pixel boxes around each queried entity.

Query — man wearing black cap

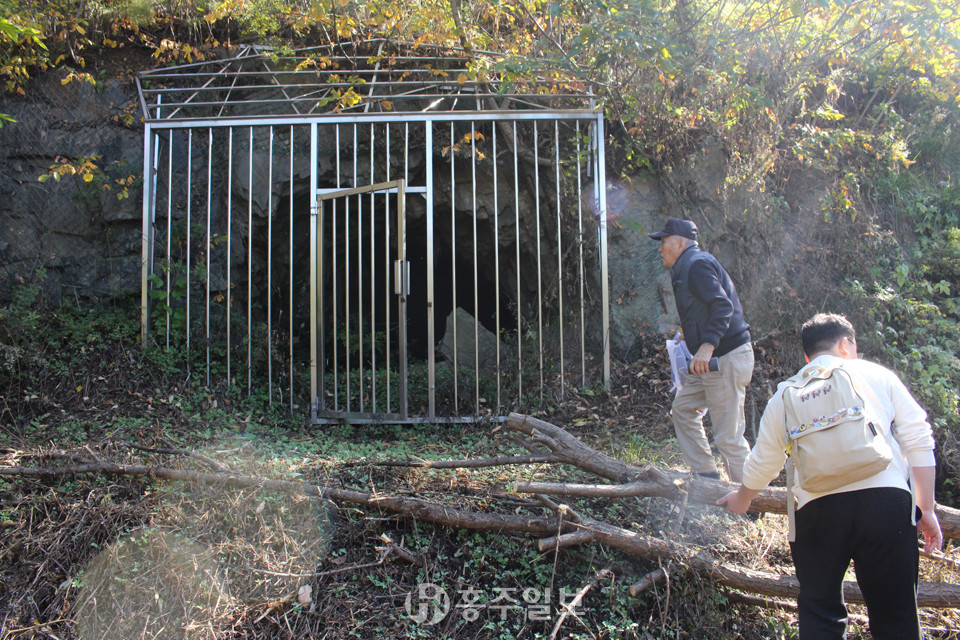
[648,217,754,482]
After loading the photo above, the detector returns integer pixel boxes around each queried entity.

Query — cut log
[506,412,666,483]
[507,412,960,541]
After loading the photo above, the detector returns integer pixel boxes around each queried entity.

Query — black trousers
[789,487,921,640]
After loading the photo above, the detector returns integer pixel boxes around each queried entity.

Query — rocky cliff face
[0,68,144,301]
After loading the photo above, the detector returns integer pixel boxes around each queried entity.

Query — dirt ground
[2,330,959,639]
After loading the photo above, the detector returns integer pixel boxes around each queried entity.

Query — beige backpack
[783,364,894,540]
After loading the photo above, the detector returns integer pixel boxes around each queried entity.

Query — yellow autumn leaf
[83,173,94,182]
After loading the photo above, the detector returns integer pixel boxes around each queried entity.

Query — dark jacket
[670,246,750,357]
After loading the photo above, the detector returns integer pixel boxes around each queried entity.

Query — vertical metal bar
[343,125,357,411]
[333,125,340,411]
[385,124,392,413]
[397,178,408,420]
[139,124,155,349]
[206,128,213,386]
[576,122,586,387]
[470,122,479,416]
[534,122,543,401]
[150,125,160,340]
[289,125,295,413]
[450,122,458,410]
[247,126,254,396]
[492,125,501,410]
[357,126,364,413]
[595,115,611,387]
[424,123,437,419]
[513,122,522,403]
[555,120,564,398]
[150,113,160,305]
[226,129,233,388]
[309,122,319,421]
[319,196,325,409]
[268,126,274,405]
[165,132,173,349]
[369,122,376,412]
[186,129,192,360]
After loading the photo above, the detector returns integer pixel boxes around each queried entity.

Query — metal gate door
[311,180,408,423]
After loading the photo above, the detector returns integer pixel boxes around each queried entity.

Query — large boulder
[438,306,502,374]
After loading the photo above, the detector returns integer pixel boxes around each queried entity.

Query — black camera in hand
[688,357,719,373]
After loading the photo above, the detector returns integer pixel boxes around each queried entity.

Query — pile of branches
[4,412,960,622]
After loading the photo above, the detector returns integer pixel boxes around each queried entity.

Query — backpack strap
[782,367,818,544]
[786,456,797,543]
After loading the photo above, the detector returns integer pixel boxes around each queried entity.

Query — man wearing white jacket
[718,313,942,639]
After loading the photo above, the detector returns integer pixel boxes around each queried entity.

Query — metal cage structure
[137,41,611,423]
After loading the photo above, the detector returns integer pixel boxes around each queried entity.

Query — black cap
[647,218,698,241]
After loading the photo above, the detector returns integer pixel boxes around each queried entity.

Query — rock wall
[0,70,144,300]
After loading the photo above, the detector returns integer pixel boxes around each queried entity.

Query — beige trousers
[671,341,754,482]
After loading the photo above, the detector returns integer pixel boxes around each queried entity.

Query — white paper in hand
[666,332,694,394]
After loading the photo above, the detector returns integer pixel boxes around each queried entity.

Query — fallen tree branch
[722,591,799,613]
[721,581,874,629]
[538,529,596,552]
[378,533,424,567]
[553,505,960,608]
[121,441,231,472]
[0,462,562,536]
[507,412,669,484]
[703,559,960,608]
[549,565,615,640]
[344,454,561,469]
[508,413,960,541]
[630,567,669,596]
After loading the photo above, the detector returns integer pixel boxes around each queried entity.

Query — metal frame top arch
[136,39,601,124]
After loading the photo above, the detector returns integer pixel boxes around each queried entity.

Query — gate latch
[394,260,410,297]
